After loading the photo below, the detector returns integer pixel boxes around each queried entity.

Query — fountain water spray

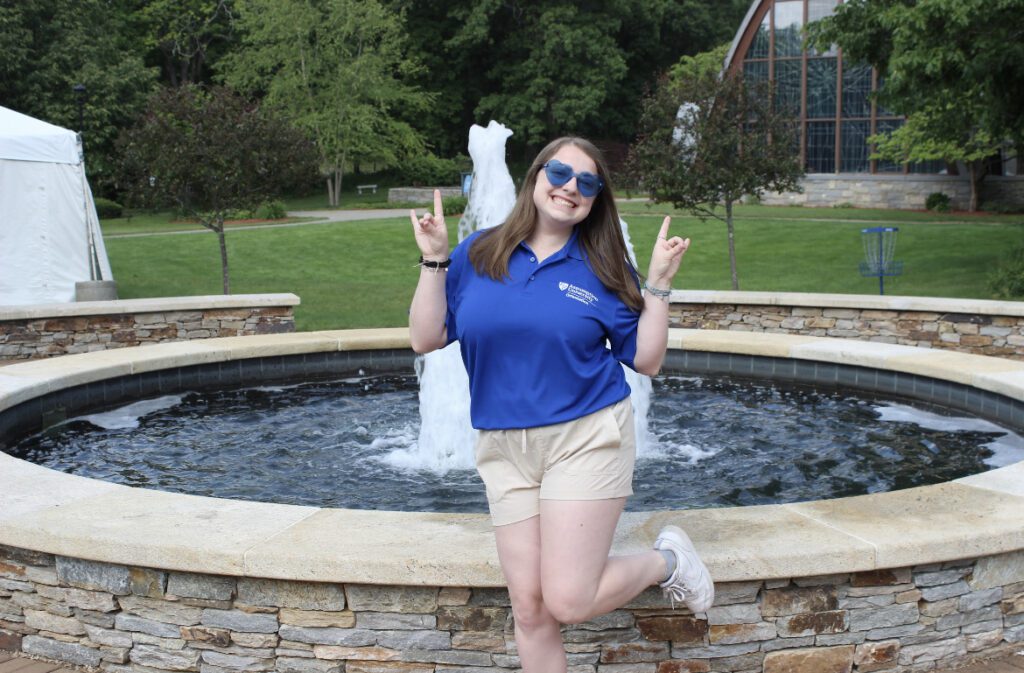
[410,122,652,472]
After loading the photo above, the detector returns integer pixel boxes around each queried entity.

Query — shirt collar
[519,227,586,262]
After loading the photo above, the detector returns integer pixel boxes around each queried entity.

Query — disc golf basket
[859,226,903,295]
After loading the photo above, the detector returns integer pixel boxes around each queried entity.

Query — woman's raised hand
[648,216,689,287]
[410,189,449,261]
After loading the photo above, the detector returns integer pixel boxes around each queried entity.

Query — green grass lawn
[102,203,1024,332]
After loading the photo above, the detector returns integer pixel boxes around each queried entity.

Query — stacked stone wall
[2,545,1022,673]
[670,304,1024,360]
[756,175,1024,210]
[0,307,294,363]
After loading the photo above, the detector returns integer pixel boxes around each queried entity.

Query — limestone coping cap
[1,328,1022,586]
[0,293,301,322]
[670,289,1024,317]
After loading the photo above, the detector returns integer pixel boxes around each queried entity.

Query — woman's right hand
[410,189,449,260]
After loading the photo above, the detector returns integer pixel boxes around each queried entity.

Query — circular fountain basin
[1,328,1023,587]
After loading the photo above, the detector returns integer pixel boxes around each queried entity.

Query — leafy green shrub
[256,200,287,219]
[400,154,461,186]
[224,208,254,220]
[832,202,856,209]
[443,196,468,216]
[94,197,124,219]
[925,192,951,212]
[985,201,1024,215]
[988,241,1024,298]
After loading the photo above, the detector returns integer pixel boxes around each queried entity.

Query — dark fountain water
[7,372,1022,512]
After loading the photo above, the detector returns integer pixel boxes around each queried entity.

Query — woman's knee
[508,590,554,632]
[542,586,593,625]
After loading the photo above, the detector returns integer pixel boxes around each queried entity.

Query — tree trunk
[968,159,985,212]
[726,199,739,290]
[325,166,344,207]
[216,219,230,295]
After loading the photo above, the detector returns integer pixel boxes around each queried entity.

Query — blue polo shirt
[445,228,640,430]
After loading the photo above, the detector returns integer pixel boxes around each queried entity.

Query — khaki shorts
[475,397,636,526]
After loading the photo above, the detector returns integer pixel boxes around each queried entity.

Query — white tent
[0,106,113,305]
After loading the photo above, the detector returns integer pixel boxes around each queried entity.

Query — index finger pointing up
[658,216,672,240]
[434,189,444,218]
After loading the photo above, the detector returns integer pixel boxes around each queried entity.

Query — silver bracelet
[643,280,672,301]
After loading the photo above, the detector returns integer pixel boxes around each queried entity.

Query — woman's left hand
[648,216,690,287]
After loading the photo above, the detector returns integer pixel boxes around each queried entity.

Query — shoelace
[660,568,691,610]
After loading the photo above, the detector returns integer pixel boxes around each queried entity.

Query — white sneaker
[655,525,714,613]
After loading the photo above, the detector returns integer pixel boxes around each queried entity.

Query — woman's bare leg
[493,515,567,673]
[538,498,668,625]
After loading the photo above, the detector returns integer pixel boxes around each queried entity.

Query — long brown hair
[467,137,644,312]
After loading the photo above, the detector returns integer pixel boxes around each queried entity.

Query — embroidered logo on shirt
[558,281,598,306]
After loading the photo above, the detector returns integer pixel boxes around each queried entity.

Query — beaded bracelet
[643,280,672,301]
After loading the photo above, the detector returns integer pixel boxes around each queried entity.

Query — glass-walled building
[724,0,1020,208]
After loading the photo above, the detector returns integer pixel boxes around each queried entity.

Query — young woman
[409,137,713,672]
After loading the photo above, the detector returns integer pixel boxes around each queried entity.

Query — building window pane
[808,0,838,56]
[774,1,804,58]
[749,12,770,59]
[774,59,802,116]
[840,120,870,172]
[875,119,903,172]
[875,75,896,117]
[807,58,837,118]
[807,121,836,173]
[744,60,769,84]
[842,64,871,118]
[909,159,947,174]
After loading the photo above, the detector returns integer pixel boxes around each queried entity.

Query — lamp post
[72,83,86,133]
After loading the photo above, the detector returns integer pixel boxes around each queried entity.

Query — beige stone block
[0,453,119,523]
[886,350,1024,385]
[316,328,411,351]
[616,506,876,584]
[0,487,317,576]
[763,644,854,673]
[344,663,433,673]
[278,609,354,628]
[312,645,399,661]
[957,463,1024,499]
[450,631,506,652]
[789,339,922,369]
[243,509,502,587]
[203,333,344,360]
[669,328,818,357]
[784,482,1024,569]
[437,587,471,606]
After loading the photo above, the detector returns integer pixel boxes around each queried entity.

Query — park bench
[356,184,378,195]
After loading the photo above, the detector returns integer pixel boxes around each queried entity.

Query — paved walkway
[2,649,1022,672]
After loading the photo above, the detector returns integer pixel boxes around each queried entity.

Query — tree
[137,0,238,87]
[389,0,750,157]
[629,47,803,290]
[219,0,427,206]
[808,0,1024,211]
[118,85,317,294]
[869,99,1002,212]
[0,0,158,189]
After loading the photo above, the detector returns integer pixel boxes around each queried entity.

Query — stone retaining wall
[0,296,298,363]
[387,187,462,204]
[1,544,1022,673]
[669,303,1024,360]
[758,175,1024,210]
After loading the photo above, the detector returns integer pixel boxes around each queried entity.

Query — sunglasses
[542,159,604,198]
